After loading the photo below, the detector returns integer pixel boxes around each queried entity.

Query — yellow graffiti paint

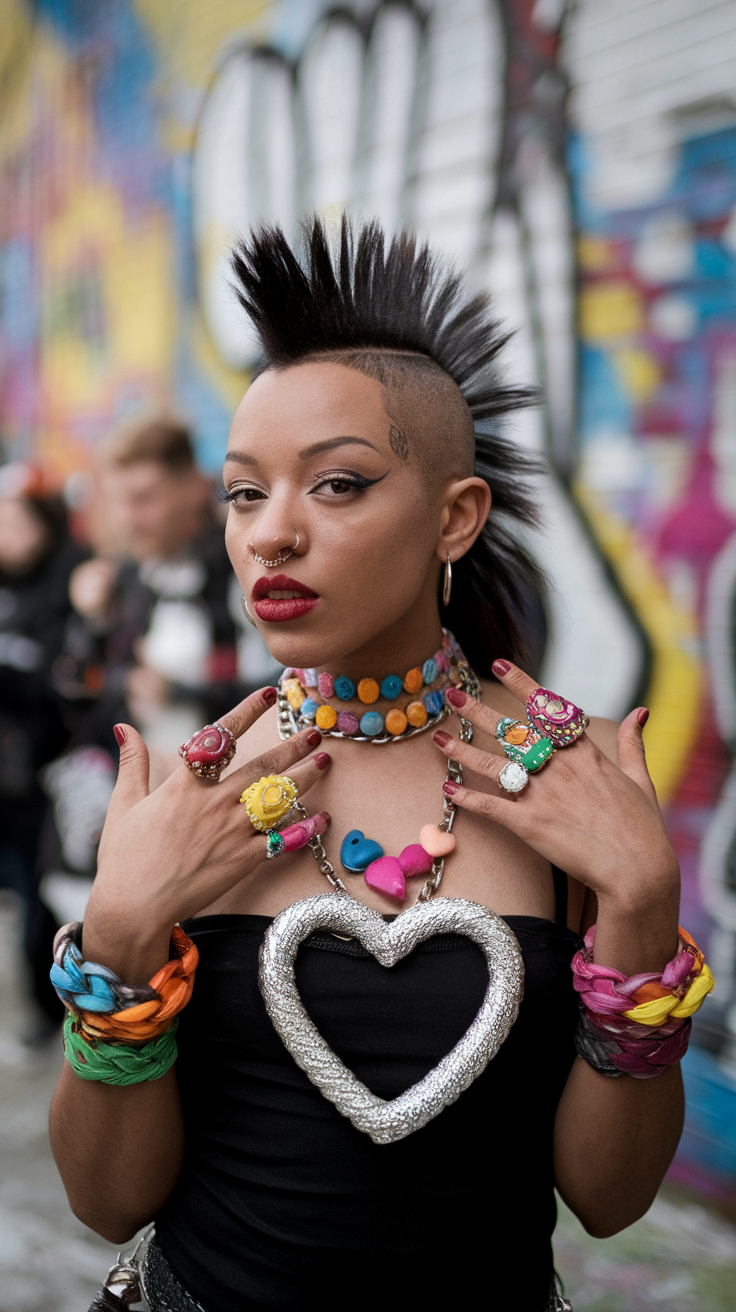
[613,348,662,402]
[577,235,614,273]
[579,281,644,342]
[135,0,270,94]
[575,485,702,804]
[39,182,175,470]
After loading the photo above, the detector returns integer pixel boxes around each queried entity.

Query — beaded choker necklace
[277,631,481,904]
[277,629,476,744]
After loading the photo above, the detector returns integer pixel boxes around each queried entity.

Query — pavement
[1,891,736,1312]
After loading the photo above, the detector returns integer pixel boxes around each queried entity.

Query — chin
[255,615,364,671]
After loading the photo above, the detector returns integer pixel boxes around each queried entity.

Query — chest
[206,711,556,921]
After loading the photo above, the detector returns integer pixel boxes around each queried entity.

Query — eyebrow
[225,435,380,467]
[299,436,380,460]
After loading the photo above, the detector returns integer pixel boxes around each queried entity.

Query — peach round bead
[406,700,427,727]
[419,824,457,857]
[315,704,338,730]
[357,677,380,704]
[385,708,408,736]
[404,667,424,694]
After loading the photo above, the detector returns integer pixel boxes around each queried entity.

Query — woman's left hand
[433,661,679,923]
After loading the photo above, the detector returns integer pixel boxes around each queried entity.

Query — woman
[49,221,710,1312]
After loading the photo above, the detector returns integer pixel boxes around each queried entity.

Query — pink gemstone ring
[526,688,588,748]
[179,722,236,780]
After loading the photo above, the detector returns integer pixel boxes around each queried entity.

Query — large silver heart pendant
[258,893,524,1144]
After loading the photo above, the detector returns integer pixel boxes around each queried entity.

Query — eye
[310,470,389,498]
[219,485,266,505]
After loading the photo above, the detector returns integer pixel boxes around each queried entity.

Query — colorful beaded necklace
[277,631,482,903]
[277,629,469,744]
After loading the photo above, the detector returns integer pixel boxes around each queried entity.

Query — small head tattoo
[389,425,409,461]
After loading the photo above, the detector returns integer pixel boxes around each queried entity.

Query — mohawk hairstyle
[231,217,546,674]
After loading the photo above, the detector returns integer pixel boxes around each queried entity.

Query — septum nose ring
[249,534,299,568]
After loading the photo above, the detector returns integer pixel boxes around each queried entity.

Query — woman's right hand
[81,687,330,982]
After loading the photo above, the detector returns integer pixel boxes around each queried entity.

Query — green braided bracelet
[63,1014,179,1085]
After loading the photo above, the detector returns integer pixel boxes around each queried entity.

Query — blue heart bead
[340,828,384,872]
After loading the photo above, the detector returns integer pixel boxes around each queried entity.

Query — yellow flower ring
[239,775,300,832]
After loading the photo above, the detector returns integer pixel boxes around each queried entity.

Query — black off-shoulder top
[156,872,579,1311]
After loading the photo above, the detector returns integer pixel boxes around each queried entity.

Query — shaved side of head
[297,348,476,486]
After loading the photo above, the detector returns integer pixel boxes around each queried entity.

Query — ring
[239,774,300,831]
[499,761,529,793]
[179,722,236,780]
[495,718,554,773]
[526,688,588,748]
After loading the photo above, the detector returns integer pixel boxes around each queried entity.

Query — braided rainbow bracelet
[571,925,714,1079]
[63,1014,179,1085]
[51,922,198,1043]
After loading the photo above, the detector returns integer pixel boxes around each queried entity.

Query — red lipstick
[252,574,319,623]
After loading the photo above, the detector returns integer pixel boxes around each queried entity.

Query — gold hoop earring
[442,553,452,608]
[240,595,257,627]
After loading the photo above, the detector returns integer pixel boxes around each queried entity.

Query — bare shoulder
[586,716,619,764]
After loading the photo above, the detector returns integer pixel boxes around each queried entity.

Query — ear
[436,477,491,565]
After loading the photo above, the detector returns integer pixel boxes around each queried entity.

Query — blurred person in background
[0,480,86,1042]
[65,416,272,783]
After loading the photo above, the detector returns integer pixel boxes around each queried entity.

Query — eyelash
[218,471,386,504]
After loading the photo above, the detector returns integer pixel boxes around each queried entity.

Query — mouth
[252,574,320,623]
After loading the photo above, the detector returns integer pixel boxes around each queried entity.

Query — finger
[217,684,279,739]
[445,685,506,738]
[274,750,331,797]
[433,726,507,784]
[490,659,540,705]
[106,724,150,818]
[442,777,522,827]
[268,811,331,858]
[223,726,325,795]
[617,708,658,807]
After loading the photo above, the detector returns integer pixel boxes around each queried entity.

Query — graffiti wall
[1,0,736,1203]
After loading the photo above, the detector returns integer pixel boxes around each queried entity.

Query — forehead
[230,361,389,441]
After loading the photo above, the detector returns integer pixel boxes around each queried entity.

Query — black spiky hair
[231,217,546,674]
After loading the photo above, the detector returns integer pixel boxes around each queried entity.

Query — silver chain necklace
[283,663,482,903]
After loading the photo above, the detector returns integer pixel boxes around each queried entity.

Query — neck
[315,602,445,682]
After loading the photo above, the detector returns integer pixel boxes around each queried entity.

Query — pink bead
[419,825,456,857]
[434,651,449,674]
[364,856,406,901]
[336,711,359,736]
[398,844,434,878]
[318,672,335,698]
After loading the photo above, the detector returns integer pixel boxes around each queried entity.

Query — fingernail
[306,729,321,746]
[113,724,127,746]
[637,707,649,728]
[492,659,510,677]
[443,781,459,796]
[315,752,331,770]
[433,730,452,747]
[445,687,466,708]
[263,686,277,706]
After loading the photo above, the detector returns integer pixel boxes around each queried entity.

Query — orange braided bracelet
[51,923,198,1044]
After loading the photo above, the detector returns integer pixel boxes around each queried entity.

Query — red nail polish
[113,724,127,746]
[433,730,451,747]
[443,781,459,796]
[637,707,649,728]
[263,686,277,706]
[446,687,466,708]
[306,728,321,747]
[315,752,331,769]
[492,659,510,677]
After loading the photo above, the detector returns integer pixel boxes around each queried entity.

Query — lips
[252,574,319,623]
